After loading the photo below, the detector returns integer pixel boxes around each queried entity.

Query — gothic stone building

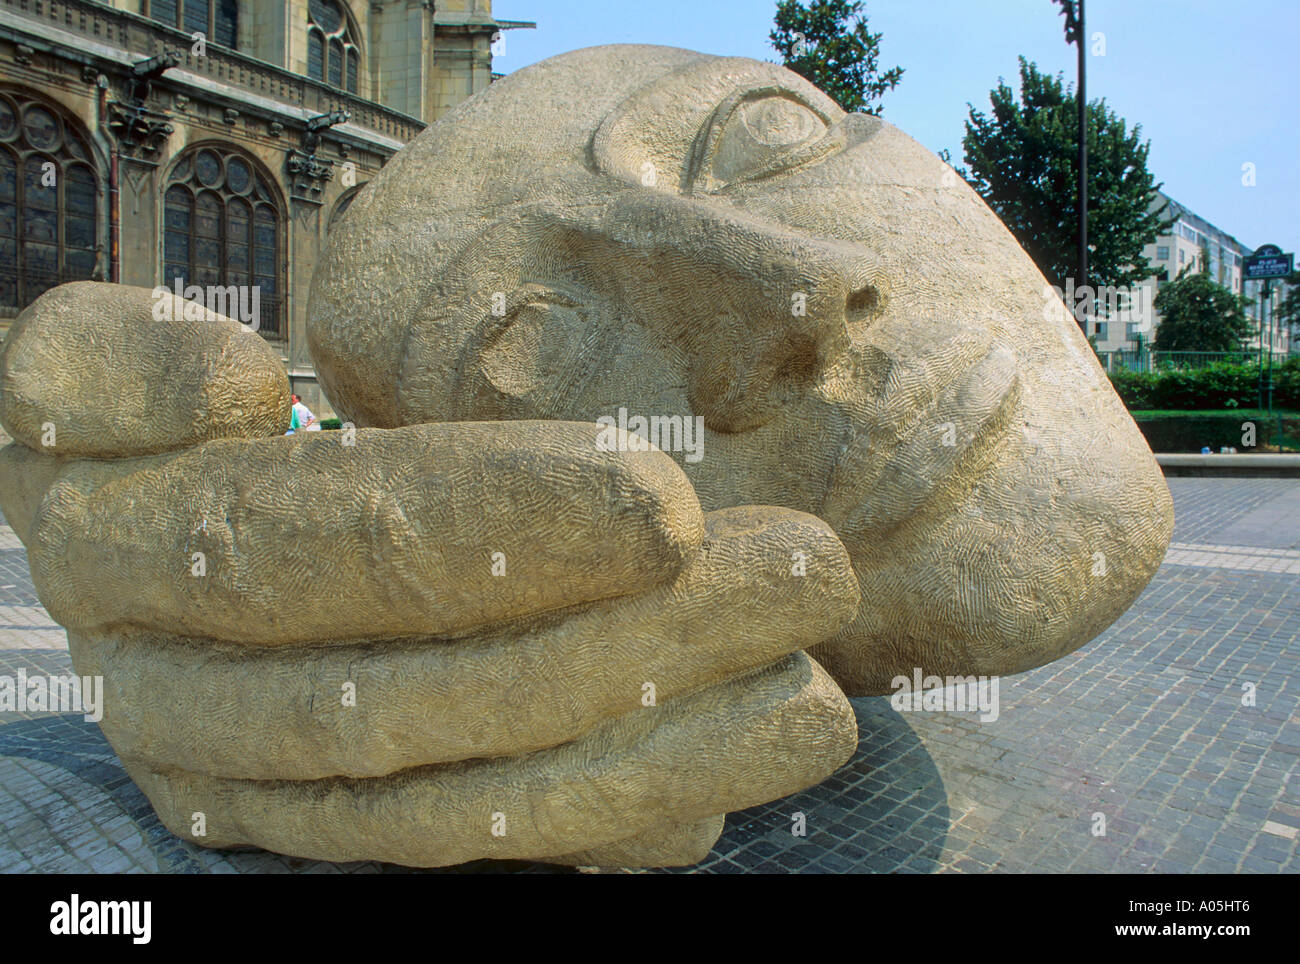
[0,0,531,415]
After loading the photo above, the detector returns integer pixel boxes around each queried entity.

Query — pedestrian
[287,393,319,433]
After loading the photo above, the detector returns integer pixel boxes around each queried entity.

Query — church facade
[0,0,530,415]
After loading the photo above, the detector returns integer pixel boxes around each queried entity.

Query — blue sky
[492,0,1300,256]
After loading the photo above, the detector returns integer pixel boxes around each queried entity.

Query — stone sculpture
[0,45,1173,868]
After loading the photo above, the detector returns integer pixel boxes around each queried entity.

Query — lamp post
[1261,279,1273,412]
[1054,0,1088,335]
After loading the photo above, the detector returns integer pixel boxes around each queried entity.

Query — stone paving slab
[1164,543,1300,574]
[0,478,1296,874]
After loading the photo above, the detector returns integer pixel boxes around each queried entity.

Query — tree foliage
[1276,270,1300,341]
[771,0,903,115]
[1152,266,1254,352]
[957,57,1167,294]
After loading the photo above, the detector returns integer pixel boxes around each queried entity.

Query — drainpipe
[98,76,120,284]
[109,148,119,284]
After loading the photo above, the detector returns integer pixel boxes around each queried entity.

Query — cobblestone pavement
[1,478,1296,874]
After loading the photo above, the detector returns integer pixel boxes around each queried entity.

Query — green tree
[770,0,903,115]
[1152,265,1253,352]
[1276,270,1300,343]
[957,57,1167,297]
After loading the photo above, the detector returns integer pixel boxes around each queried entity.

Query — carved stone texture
[310,45,1175,695]
[107,101,175,156]
[286,148,335,182]
[0,282,288,458]
[0,46,1172,869]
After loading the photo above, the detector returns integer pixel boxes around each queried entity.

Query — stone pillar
[117,155,163,289]
[368,0,429,120]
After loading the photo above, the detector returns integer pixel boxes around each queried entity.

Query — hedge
[1108,357,1300,411]
[1129,411,1300,454]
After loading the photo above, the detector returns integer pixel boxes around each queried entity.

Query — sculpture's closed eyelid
[687,86,844,195]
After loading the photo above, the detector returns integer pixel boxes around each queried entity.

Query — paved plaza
[0,478,1296,874]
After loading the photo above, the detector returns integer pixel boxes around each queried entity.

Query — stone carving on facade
[107,101,174,157]
[108,52,179,157]
[286,110,349,202]
[286,149,335,182]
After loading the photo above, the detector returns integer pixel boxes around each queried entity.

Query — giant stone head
[310,44,1174,696]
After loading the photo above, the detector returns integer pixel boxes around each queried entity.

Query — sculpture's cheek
[810,382,1174,696]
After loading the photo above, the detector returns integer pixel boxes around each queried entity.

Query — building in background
[0,0,533,415]
[1095,191,1288,362]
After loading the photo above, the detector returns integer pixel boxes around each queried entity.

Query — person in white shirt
[287,393,319,433]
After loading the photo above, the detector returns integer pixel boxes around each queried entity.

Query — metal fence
[1133,412,1300,453]
[1098,349,1269,373]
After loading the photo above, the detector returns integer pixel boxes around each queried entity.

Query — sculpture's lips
[821,345,1021,540]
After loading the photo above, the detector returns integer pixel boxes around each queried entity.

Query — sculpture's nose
[602,194,878,431]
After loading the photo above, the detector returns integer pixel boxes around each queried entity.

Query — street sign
[1244,244,1293,414]
[1243,243,1294,281]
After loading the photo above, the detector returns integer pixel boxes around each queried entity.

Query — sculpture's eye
[691,88,840,193]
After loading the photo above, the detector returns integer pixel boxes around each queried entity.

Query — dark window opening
[0,91,101,314]
[307,0,360,93]
[164,146,284,339]
[147,0,238,50]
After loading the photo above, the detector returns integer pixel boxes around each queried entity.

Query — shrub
[1108,358,1300,411]
[319,417,342,430]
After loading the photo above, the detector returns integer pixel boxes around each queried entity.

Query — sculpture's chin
[810,388,1176,697]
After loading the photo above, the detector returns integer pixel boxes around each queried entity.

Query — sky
[492,0,1300,256]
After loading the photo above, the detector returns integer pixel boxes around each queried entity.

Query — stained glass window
[308,32,324,84]
[0,91,101,314]
[307,0,360,93]
[183,0,210,38]
[151,0,179,29]
[147,0,237,50]
[163,146,283,339]
[346,49,359,94]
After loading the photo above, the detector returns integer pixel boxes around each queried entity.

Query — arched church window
[327,185,365,234]
[308,0,360,93]
[163,145,284,339]
[146,0,239,50]
[0,90,101,314]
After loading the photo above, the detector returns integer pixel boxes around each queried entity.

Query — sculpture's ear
[392,276,618,427]
[393,212,625,426]
[455,282,609,421]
